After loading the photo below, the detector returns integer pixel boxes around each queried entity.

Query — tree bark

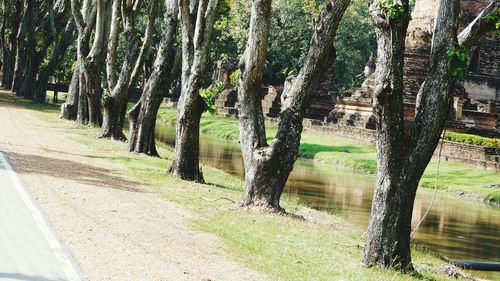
[34,4,75,103]
[100,0,158,140]
[168,0,219,182]
[236,0,350,211]
[72,0,102,126]
[1,0,22,88]
[11,0,29,94]
[363,0,498,269]
[128,0,180,155]
[18,0,36,99]
[60,63,80,120]
[360,0,499,270]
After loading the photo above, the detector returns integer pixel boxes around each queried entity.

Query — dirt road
[0,91,264,281]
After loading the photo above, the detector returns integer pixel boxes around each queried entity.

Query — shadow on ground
[8,151,146,193]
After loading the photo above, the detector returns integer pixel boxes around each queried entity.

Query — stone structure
[212,62,338,121]
[198,0,500,150]
[329,0,500,135]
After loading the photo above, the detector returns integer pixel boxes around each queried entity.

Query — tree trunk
[73,0,102,126]
[11,4,28,94]
[2,1,23,89]
[129,0,179,155]
[18,0,36,99]
[168,0,219,182]
[236,0,350,211]
[60,63,80,120]
[101,0,158,140]
[362,0,475,269]
[169,92,205,182]
[34,13,75,103]
[1,0,22,88]
[0,1,5,81]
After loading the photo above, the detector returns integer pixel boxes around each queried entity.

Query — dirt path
[0,92,264,281]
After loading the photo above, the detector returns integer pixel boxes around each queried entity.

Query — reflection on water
[157,124,500,279]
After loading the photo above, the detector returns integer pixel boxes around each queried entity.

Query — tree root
[176,195,236,204]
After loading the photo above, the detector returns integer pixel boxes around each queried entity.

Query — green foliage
[443,132,500,148]
[447,44,471,83]
[229,69,240,86]
[482,9,500,35]
[377,0,406,19]
[334,0,376,90]
[222,0,375,88]
[199,81,224,114]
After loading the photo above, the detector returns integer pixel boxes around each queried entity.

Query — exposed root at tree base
[233,203,306,220]
[99,132,128,142]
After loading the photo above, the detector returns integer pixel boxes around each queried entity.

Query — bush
[443,132,500,148]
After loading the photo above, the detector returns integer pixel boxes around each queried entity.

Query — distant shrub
[443,132,500,148]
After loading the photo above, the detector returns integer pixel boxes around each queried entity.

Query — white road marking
[0,151,84,281]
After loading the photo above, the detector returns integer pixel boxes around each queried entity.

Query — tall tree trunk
[101,0,158,140]
[60,63,80,120]
[129,0,179,155]
[63,0,95,120]
[1,0,22,88]
[361,0,411,268]
[0,1,4,79]
[34,8,75,103]
[362,0,496,269]
[168,0,219,182]
[72,0,102,126]
[18,0,37,99]
[11,2,28,94]
[236,0,350,211]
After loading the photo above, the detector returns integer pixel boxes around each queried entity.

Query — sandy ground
[0,92,265,281]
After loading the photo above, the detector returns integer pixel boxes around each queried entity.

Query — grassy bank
[7,94,472,281]
[157,106,500,203]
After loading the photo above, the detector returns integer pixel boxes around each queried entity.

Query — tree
[59,62,80,120]
[128,0,180,156]
[0,0,23,88]
[34,0,75,104]
[362,0,499,269]
[100,0,158,140]
[236,0,350,211]
[219,0,375,87]
[168,0,219,182]
[11,0,36,97]
[72,0,103,126]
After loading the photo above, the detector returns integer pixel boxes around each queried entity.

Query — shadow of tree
[8,152,146,193]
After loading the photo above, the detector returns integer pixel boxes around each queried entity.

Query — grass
[6,93,469,281]
[485,191,500,205]
[157,106,500,203]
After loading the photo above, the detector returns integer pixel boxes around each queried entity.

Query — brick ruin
[209,0,499,142]
[212,1,499,137]
[330,0,500,136]
[212,59,338,121]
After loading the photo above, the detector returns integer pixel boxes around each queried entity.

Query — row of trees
[0,0,73,102]
[1,0,498,272]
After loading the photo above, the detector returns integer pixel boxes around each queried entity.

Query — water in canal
[157,124,500,280]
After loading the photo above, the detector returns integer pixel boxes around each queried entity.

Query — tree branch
[71,0,85,33]
[128,0,159,89]
[408,0,461,176]
[458,0,499,48]
[87,0,106,61]
[106,0,121,90]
